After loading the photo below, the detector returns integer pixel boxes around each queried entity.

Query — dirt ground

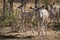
[0,26,60,40]
[0,30,60,40]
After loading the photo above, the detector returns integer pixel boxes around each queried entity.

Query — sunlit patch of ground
[0,27,60,40]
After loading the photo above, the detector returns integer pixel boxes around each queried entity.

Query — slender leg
[38,21,40,39]
[31,21,33,33]
[39,19,44,40]
[22,20,24,32]
[45,20,48,40]
[45,20,47,36]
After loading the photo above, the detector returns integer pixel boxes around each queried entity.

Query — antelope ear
[48,3,50,5]
[18,6,22,8]
[53,2,55,5]
[30,7,33,9]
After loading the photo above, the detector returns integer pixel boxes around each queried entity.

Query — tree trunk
[9,0,13,32]
[9,0,13,15]
[3,0,6,16]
